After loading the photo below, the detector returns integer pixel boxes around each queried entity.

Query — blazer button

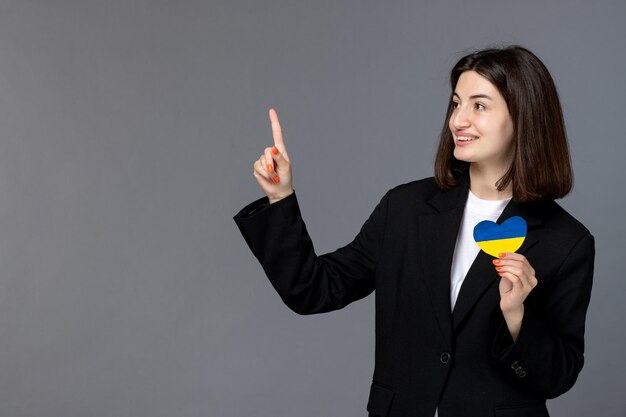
[440,352,451,364]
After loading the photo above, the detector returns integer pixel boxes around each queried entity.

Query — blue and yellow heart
[473,216,527,258]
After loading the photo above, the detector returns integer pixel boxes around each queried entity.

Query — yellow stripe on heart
[476,237,525,258]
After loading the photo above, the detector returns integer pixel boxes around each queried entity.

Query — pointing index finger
[269,108,286,152]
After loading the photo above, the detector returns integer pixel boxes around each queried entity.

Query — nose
[451,105,471,129]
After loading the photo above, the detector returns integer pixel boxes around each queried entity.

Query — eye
[451,101,460,109]
[475,103,486,111]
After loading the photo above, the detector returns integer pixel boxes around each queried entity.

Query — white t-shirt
[450,190,510,311]
[434,190,510,417]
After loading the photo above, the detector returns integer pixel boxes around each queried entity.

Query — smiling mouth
[456,136,479,142]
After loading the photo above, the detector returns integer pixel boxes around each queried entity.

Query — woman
[234,46,594,417]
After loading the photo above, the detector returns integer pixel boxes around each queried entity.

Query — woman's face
[449,71,515,172]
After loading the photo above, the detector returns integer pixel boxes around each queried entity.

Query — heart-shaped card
[473,216,527,258]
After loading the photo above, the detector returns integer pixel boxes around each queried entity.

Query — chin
[453,149,475,163]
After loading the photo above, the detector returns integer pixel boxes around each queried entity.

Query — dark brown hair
[434,45,573,201]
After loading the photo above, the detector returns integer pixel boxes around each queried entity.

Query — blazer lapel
[451,198,544,331]
[418,182,469,344]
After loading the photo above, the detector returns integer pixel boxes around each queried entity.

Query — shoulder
[381,176,464,214]
[540,199,593,239]
[532,199,594,263]
[385,177,441,203]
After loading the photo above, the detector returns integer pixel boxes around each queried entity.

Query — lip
[455,138,478,147]
[454,133,480,147]
[455,130,479,137]
[454,130,480,146]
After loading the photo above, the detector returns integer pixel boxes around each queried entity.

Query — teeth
[457,136,479,141]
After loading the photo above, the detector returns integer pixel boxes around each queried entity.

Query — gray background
[0,0,623,416]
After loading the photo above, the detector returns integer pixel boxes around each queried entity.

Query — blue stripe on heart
[473,216,527,242]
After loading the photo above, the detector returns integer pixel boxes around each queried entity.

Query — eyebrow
[452,92,494,100]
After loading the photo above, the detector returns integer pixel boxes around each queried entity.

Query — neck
[469,163,512,200]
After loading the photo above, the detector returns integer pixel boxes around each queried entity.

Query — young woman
[234,46,595,417]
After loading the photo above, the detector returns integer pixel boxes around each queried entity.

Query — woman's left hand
[493,252,538,341]
[494,252,538,315]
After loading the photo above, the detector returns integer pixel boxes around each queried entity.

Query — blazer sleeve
[233,190,390,315]
[492,233,595,398]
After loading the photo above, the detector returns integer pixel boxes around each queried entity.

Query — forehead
[454,71,502,100]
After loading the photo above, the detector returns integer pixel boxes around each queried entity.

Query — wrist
[502,304,524,319]
[502,305,524,342]
[268,189,294,204]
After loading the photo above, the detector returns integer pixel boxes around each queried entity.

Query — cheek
[502,121,515,147]
[490,115,514,145]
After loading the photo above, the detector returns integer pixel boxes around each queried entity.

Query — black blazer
[233,177,595,417]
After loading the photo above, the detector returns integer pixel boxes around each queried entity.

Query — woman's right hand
[253,108,294,204]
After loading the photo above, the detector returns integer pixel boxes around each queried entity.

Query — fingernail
[267,164,273,173]
[496,266,503,271]
[492,259,501,265]
[498,272,504,276]
[273,176,280,183]
[498,253,506,258]
[272,146,279,155]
